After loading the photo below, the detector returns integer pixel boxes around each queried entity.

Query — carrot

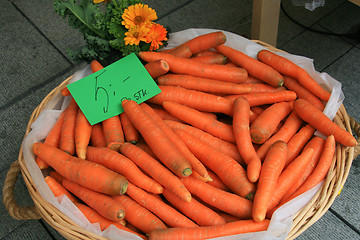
[75,203,147,239]
[191,53,227,65]
[62,178,126,221]
[90,59,104,73]
[257,50,331,101]
[283,75,324,110]
[180,176,252,219]
[140,103,209,179]
[122,99,193,178]
[59,98,79,155]
[119,112,139,144]
[33,142,128,196]
[266,147,314,218]
[250,101,292,144]
[102,115,125,151]
[147,85,234,115]
[193,50,219,57]
[148,219,270,240]
[113,195,167,234]
[285,124,316,166]
[215,44,284,87]
[166,44,192,58]
[49,170,64,183]
[138,51,248,83]
[163,101,236,143]
[144,59,170,79]
[147,104,185,122]
[119,142,192,202]
[256,111,304,161]
[178,31,227,55]
[293,99,357,147]
[90,123,107,147]
[162,188,226,226]
[86,146,163,194]
[61,86,71,96]
[126,183,198,228]
[232,96,261,182]
[284,135,336,203]
[74,109,92,159]
[225,90,297,107]
[36,111,66,169]
[252,140,288,222]
[205,170,230,192]
[44,176,78,203]
[280,136,325,204]
[156,74,280,95]
[174,129,256,199]
[164,120,244,165]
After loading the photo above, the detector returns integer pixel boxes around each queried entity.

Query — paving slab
[296,210,359,239]
[2,220,53,240]
[156,0,253,34]
[0,0,72,107]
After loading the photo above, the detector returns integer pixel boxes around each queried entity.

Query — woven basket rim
[15,41,358,240]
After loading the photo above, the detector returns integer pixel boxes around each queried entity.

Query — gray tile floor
[1,0,359,239]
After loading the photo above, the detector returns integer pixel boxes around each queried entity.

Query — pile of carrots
[33,31,357,240]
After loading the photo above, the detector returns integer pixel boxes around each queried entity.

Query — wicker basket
[3,40,360,240]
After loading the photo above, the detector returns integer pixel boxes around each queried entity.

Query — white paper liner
[22,28,343,239]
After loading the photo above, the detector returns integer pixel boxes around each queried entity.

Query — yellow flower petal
[122,3,157,29]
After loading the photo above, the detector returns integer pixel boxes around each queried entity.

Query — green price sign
[67,53,161,125]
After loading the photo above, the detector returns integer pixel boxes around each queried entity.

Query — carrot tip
[117,210,125,220]
[108,142,123,152]
[245,192,255,201]
[120,182,128,195]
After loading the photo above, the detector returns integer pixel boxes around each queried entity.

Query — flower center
[133,31,139,38]
[134,16,143,25]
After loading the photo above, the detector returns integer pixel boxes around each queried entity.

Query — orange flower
[93,0,110,3]
[124,25,150,46]
[145,24,168,50]
[122,3,157,29]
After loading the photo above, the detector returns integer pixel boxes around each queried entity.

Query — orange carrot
[119,142,192,202]
[36,111,66,169]
[225,90,297,107]
[163,101,236,143]
[257,50,331,101]
[252,140,288,222]
[113,195,167,234]
[75,203,147,239]
[191,53,227,65]
[140,103,209,179]
[193,50,218,57]
[166,44,192,58]
[119,112,139,144]
[285,124,316,166]
[90,123,107,147]
[86,146,163,194]
[217,212,242,223]
[180,175,253,219]
[174,129,256,199]
[33,142,128,196]
[250,101,292,144]
[102,115,125,151]
[44,176,78,203]
[148,219,270,240]
[90,59,104,73]
[147,85,234,115]
[49,170,64,183]
[147,103,185,122]
[157,74,280,95]
[283,75,324,110]
[280,136,325,203]
[215,44,284,87]
[162,188,226,226]
[232,96,261,182]
[144,59,170,79]
[164,120,244,165]
[126,183,198,228]
[74,109,92,159]
[284,135,336,203]
[293,99,357,147]
[62,178,126,221]
[178,31,227,55]
[59,98,79,155]
[122,99,193,178]
[205,170,230,192]
[61,86,71,96]
[138,51,248,83]
[266,147,314,218]
[256,111,304,161]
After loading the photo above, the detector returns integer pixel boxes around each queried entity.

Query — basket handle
[350,116,360,159]
[3,160,41,220]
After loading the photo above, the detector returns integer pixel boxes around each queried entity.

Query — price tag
[67,53,161,125]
